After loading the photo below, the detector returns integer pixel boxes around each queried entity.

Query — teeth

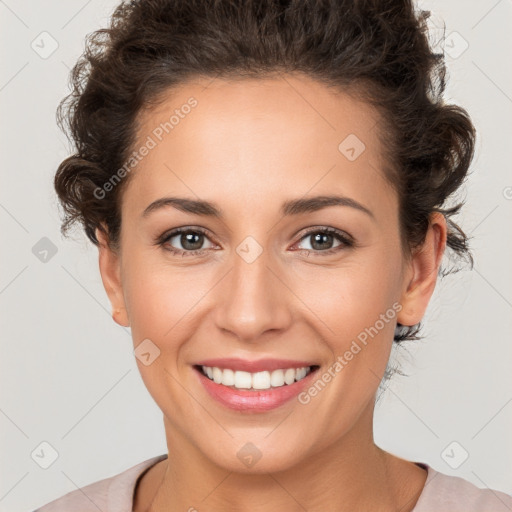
[252,371,270,390]
[284,368,295,385]
[221,368,235,386]
[270,369,285,387]
[234,370,252,389]
[201,365,312,390]
[212,367,223,384]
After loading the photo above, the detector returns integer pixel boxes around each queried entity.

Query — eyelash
[155,226,354,258]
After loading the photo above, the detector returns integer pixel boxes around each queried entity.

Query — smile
[198,365,315,390]
[192,362,321,412]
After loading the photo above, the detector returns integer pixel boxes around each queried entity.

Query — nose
[213,245,292,342]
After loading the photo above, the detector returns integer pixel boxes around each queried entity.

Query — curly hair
[54,0,476,344]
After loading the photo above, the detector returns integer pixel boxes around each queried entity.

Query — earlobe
[112,307,130,327]
[96,225,130,327]
[397,212,447,327]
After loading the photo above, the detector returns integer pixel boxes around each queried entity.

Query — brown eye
[172,231,205,251]
[157,227,215,257]
[294,227,354,256]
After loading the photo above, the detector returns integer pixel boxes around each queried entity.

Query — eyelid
[156,225,354,256]
[290,226,354,255]
[155,226,216,250]
[293,225,354,244]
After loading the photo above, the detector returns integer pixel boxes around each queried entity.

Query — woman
[34,0,512,510]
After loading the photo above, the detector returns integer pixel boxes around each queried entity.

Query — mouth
[192,363,321,412]
[193,364,320,391]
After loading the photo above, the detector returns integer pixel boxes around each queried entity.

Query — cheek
[122,253,214,343]
[292,255,402,343]
[121,257,205,416]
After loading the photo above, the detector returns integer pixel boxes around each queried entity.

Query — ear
[96,225,130,327]
[397,212,447,327]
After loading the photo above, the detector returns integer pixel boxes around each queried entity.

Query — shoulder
[413,463,512,512]
[32,454,167,512]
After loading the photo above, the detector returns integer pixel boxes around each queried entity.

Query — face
[98,73,446,473]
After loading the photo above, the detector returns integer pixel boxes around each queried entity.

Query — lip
[194,357,317,373]
[193,364,320,413]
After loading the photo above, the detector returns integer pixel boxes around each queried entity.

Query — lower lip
[194,366,319,412]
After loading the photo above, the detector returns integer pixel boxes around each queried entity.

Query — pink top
[33,454,512,511]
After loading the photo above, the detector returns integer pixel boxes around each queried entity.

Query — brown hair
[54,0,476,344]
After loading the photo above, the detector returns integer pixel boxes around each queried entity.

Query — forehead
[124,74,394,219]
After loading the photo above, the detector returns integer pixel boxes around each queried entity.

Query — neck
[143,400,424,512]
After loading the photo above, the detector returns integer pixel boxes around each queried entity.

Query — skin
[96,73,446,512]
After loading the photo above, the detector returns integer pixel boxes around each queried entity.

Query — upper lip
[194,358,318,373]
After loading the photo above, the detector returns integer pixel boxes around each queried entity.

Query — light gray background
[1,1,511,511]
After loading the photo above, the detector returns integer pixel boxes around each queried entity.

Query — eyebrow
[141,195,374,220]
